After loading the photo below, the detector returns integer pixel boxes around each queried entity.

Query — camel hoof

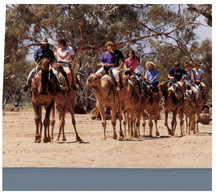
[119,134,124,140]
[62,138,66,142]
[56,138,59,142]
[76,136,83,143]
[43,138,48,143]
[101,137,106,141]
[34,139,41,143]
[156,132,160,137]
[112,134,118,140]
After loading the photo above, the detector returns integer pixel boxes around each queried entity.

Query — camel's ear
[96,74,102,79]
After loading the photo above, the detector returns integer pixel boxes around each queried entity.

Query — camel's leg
[60,108,66,142]
[118,101,124,140]
[149,114,153,137]
[50,103,55,140]
[185,114,189,135]
[188,115,192,135]
[69,104,82,142]
[135,111,141,138]
[43,103,53,143]
[33,103,41,143]
[171,111,177,136]
[195,113,199,134]
[154,112,160,137]
[141,111,146,137]
[164,110,172,135]
[38,106,43,142]
[127,111,132,139]
[179,112,184,136]
[123,110,127,138]
[56,108,62,141]
[130,111,135,138]
[111,106,118,140]
[98,102,107,140]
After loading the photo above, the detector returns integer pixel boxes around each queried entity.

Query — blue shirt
[34,47,55,63]
[100,52,117,67]
[145,69,158,84]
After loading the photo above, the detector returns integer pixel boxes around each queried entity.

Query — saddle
[105,68,123,89]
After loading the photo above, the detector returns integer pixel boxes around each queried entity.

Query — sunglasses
[184,65,189,68]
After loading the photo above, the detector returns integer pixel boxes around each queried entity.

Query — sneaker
[21,83,29,92]
[116,86,120,90]
[59,85,66,90]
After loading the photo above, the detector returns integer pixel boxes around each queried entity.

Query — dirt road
[2,110,212,168]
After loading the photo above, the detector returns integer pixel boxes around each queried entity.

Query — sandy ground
[2,110,212,168]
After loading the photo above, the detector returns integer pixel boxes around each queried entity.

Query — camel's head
[41,58,50,71]
[158,81,168,93]
[121,74,130,86]
[87,73,102,87]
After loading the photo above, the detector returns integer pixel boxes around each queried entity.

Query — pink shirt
[124,58,138,71]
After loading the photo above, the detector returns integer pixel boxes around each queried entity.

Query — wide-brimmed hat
[40,38,49,45]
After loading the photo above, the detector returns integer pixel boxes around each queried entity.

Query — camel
[193,84,206,134]
[158,81,185,136]
[121,73,147,138]
[49,63,82,142]
[29,58,57,143]
[87,73,124,140]
[145,84,162,137]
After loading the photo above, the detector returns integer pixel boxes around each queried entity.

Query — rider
[53,38,77,90]
[96,41,121,90]
[168,61,187,82]
[193,61,207,100]
[134,56,148,95]
[167,61,187,94]
[22,38,61,92]
[123,50,139,74]
[144,61,159,91]
[182,61,199,102]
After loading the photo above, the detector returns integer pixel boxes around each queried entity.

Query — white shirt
[134,65,144,76]
[56,47,70,63]
[68,46,74,56]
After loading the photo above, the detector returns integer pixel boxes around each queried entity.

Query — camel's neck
[92,80,114,101]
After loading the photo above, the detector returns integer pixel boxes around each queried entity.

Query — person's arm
[150,70,158,82]
[53,47,70,60]
[33,60,38,67]
[123,60,130,70]
[167,68,174,80]
[168,74,174,80]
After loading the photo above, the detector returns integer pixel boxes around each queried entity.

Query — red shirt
[124,58,138,71]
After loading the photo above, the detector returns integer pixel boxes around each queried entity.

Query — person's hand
[53,47,57,52]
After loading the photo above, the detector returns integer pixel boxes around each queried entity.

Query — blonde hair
[146,61,156,69]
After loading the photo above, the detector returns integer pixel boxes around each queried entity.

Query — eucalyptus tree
[4,4,212,105]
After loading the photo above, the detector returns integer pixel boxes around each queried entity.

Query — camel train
[24,58,207,143]
[22,38,207,143]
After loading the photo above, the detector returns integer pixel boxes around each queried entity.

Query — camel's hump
[102,74,115,86]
